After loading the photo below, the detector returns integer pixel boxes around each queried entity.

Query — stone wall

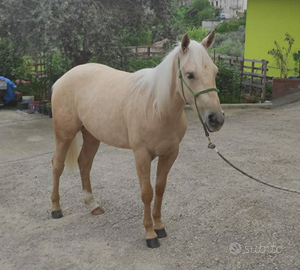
[202,20,222,31]
[177,0,192,7]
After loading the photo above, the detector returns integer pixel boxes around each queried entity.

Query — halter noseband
[178,57,219,144]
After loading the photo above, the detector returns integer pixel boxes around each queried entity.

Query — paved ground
[1,101,300,270]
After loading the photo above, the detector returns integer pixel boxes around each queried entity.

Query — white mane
[133,40,209,118]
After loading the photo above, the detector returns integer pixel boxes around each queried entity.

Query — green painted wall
[244,0,300,77]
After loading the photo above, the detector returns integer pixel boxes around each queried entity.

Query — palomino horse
[51,30,224,248]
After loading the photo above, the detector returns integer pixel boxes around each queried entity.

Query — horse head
[178,30,225,132]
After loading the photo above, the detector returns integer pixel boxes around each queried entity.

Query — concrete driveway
[0,104,300,270]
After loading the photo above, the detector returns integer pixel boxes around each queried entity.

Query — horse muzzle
[205,111,225,132]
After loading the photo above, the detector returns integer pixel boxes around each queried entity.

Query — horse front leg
[134,150,159,248]
[152,148,179,238]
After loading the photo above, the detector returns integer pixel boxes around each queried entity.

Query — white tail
[65,134,80,172]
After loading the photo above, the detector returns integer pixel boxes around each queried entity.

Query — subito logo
[229,242,242,255]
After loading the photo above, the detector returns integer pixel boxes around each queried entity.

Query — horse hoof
[51,210,63,219]
[155,228,167,238]
[92,207,104,215]
[146,237,160,248]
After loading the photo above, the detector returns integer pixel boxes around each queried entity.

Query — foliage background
[0,0,248,101]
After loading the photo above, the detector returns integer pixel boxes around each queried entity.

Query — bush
[174,5,190,27]
[45,52,71,89]
[175,0,218,28]
[0,38,29,80]
[123,28,152,46]
[125,57,163,72]
[216,61,241,103]
[215,39,244,57]
[213,26,245,57]
[215,17,246,34]
[11,56,35,81]
[185,27,209,42]
[293,52,300,76]
[268,33,295,78]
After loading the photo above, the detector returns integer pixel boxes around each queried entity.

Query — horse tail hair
[65,134,80,173]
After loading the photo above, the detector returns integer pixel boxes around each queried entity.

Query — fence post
[250,61,255,96]
[239,58,244,102]
[147,46,151,58]
[261,60,268,101]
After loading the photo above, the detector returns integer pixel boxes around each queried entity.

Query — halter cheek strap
[178,57,219,143]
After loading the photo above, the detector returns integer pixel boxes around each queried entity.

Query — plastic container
[22,96,34,103]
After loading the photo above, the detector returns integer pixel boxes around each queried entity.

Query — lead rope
[178,57,300,195]
[213,147,300,194]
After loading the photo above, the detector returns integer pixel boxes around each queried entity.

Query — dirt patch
[0,106,300,269]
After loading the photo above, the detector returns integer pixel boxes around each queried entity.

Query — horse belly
[71,65,132,148]
[81,114,130,149]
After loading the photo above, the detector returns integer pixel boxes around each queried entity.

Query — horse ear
[181,33,190,53]
[201,29,215,49]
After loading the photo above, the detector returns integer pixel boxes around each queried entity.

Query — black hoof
[155,228,167,238]
[51,210,63,219]
[146,237,160,248]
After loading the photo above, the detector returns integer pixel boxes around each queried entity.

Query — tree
[0,38,24,79]
[192,0,211,11]
[0,0,173,68]
[182,0,216,27]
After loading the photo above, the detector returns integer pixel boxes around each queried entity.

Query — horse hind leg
[78,126,103,215]
[51,111,81,219]
[51,133,79,218]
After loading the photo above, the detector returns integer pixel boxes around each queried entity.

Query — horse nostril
[208,113,217,126]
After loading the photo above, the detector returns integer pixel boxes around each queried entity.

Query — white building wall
[209,0,247,18]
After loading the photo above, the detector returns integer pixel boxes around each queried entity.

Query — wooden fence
[32,55,47,78]
[126,46,269,100]
[124,45,164,58]
[32,47,269,101]
[209,52,269,101]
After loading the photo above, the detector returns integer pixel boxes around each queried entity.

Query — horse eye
[186,73,194,79]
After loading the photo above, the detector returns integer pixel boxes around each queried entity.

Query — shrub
[293,52,300,76]
[216,61,241,103]
[178,0,217,28]
[174,5,190,27]
[11,56,35,81]
[185,27,209,42]
[213,26,245,57]
[268,33,294,78]
[123,28,152,46]
[215,17,246,34]
[125,57,163,72]
[0,38,29,80]
[215,39,244,57]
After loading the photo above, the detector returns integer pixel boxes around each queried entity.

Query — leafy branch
[268,33,294,78]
